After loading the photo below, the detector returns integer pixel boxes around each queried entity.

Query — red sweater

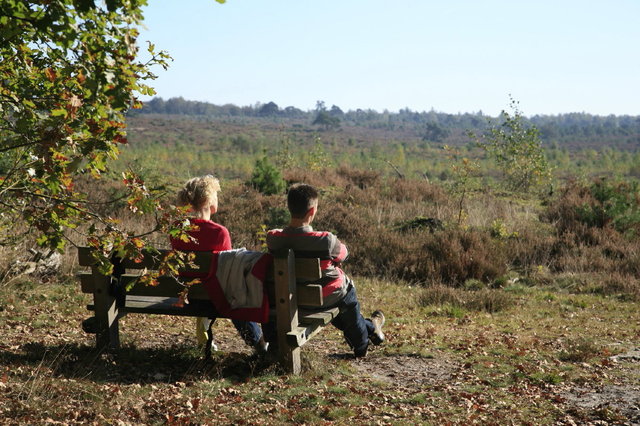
[170,218,270,323]
[170,218,231,252]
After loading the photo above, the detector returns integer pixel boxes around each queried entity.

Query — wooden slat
[299,307,339,326]
[296,284,323,307]
[288,308,340,347]
[292,258,322,281]
[88,296,217,317]
[79,247,321,280]
[77,247,212,273]
[79,272,208,299]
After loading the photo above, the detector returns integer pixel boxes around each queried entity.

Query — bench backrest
[77,247,325,306]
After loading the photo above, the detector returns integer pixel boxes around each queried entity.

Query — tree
[258,101,279,116]
[329,104,344,117]
[422,122,450,142]
[475,98,552,193]
[0,1,222,273]
[312,110,341,130]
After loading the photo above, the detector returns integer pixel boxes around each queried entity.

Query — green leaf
[51,109,68,118]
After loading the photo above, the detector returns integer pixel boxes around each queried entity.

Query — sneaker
[254,336,269,355]
[369,310,385,346]
[354,346,368,358]
[203,336,219,358]
[81,316,97,334]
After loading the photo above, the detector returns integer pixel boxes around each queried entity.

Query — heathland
[1,100,640,424]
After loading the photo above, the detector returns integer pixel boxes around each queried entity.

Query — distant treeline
[133,97,640,147]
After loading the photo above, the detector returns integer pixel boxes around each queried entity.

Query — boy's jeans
[263,282,374,355]
[331,283,375,355]
[203,318,262,347]
[233,320,263,346]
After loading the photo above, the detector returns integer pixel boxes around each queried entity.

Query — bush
[420,229,507,285]
[394,217,444,233]
[463,289,514,313]
[419,285,514,313]
[419,284,463,306]
[558,338,602,362]
[386,178,448,204]
[577,179,640,234]
[545,178,640,238]
[248,156,286,195]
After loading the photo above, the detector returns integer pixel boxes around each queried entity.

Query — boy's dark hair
[287,183,319,218]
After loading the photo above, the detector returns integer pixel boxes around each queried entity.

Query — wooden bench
[77,247,338,374]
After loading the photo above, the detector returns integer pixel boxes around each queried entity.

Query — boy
[266,183,384,358]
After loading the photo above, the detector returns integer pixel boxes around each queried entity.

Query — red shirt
[170,218,231,252]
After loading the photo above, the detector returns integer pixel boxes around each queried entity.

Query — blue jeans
[263,283,374,355]
[210,319,262,346]
[233,320,262,346]
[330,284,375,355]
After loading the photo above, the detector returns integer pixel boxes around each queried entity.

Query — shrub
[463,289,514,313]
[558,338,601,362]
[337,166,381,190]
[394,217,444,233]
[577,179,640,234]
[545,178,640,238]
[419,285,514,313]
[248,156,286,195]
[216,185,284,250]
[419,284,463,306]
[420,229,507,285]
[505,228,555,271]
[386,178,448,204]
[475,98,552,193]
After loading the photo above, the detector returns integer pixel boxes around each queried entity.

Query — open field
[2,111,640,424]
[1,269,639,424]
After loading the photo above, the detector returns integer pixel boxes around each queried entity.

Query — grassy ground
[1,270,638,424]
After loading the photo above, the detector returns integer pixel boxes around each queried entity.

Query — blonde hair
[177,175,220,209]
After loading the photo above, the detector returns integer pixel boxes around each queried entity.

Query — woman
[171,175,267,353]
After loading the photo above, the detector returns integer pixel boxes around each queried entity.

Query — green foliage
[394,216,444,233]
[490,219,519,239]
[275,134,296,171]
[422,122,450,142]
[248,156,286,195]
[444,145,480,226]
[303,137,330,172]
[576,179,640,234]
[0,0,171,251]
[312,110,341,130]
[265,206,290,228]
[476,98,552,193]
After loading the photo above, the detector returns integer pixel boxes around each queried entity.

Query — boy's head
[287,183,319,219]
[177,175,220,211]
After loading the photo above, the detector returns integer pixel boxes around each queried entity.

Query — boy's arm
[330,235,349,263]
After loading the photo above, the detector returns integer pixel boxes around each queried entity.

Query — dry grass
[1,270,638,424]
[7,169,640,301]
[418,285,515,313]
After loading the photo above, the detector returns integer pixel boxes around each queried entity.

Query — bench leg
[93,270,120,349]
[274,250,301,374]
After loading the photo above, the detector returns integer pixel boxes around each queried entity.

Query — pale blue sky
[140,0,639,116]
